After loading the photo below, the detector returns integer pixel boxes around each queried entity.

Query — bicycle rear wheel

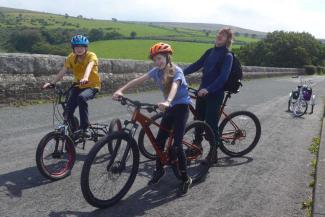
[80,131,139,208]
[108,118,123,133]
[219,111,261,157]
[172,121,215,184]
[36,131,76,180]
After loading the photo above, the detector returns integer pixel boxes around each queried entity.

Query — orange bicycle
[138,86,261,159]
[80,96,215,208]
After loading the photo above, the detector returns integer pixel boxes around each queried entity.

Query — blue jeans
[66,87,98,130]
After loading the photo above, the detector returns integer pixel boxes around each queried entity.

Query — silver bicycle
[288,77,315,117]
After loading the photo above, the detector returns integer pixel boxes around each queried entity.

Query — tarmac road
[1,76,325,217]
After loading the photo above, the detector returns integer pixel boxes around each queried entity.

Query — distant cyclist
[183,28,234,161]
[43,35,101,136]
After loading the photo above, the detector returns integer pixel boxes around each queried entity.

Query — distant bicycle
[36,83,113,180]
[288,77,316,117]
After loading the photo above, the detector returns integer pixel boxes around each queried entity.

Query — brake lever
[120,97,127,105]
[147,105,159,113]
[48,83,56,89]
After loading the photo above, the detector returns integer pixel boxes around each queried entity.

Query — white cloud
[0,0,324,38]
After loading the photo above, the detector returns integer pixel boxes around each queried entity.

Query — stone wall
[0,53,306,104]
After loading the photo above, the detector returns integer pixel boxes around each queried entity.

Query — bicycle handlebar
[188,82,242,96]
[46,82,80,96]
[118,96,159,113]
[187,87,198,95]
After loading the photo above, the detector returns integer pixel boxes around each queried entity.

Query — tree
[88,28,104,41]
[7,29,42,52]
[112,18,118,22]
[31,42,69,55]
[237,31,323,68]
[64,13,69,19]
[104,31,123,40]
[130,31,137,39]
[77,15,83,19]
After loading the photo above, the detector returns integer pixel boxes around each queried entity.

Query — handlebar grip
[48,83,56,88]
[146,105,159,113]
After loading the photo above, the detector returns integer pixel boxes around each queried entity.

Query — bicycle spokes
[181,122,214,182]
[41,136,73,176]
[221,115,255,152]
[87,137,134,201]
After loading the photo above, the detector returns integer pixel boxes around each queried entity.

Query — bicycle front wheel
[80,131,140,208]
[36,131,76,180]
[293,100,308,117]
[219,111,261,157]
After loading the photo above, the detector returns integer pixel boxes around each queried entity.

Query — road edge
[313,100,325,217]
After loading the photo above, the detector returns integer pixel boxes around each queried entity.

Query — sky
[0,0,325,38]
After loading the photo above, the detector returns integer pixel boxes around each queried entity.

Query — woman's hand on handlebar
[112,90,124,101]
[157,100,170,112]
[198,88,209,97]
[42,82,54,89]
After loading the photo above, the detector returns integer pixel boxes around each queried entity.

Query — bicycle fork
[106,122,138,174]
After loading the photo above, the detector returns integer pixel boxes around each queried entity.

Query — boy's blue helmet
[71,35,89,47]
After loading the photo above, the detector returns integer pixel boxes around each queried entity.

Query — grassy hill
[0,6,259,61]
[133,21,266,38]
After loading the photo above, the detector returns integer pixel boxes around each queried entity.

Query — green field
[0,7,256,59]
[91,39,240,63]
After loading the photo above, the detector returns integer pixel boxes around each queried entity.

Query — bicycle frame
[188,91,244,141]
[129,108,201,165]
[50,83,109,145]
[131,108,182,165]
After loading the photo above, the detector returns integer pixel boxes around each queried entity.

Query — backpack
[223,52,243,93]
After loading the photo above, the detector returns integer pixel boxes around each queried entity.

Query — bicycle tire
[80,131,139,208]
[293,100,308,117]
[36,131,75,180]
[219,111,261,157]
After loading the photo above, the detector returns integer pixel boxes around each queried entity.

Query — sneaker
[148,169,165,186]
[177,177,192,196]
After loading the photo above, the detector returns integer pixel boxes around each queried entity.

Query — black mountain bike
[35,83,112,180]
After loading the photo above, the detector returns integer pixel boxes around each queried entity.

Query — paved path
[1,76,325,217]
